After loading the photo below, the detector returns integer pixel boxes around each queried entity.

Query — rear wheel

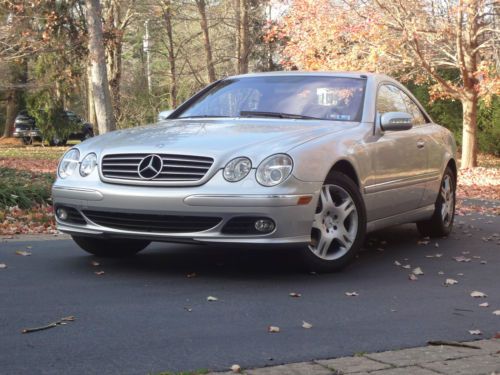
[22,137,32,145]
[72,236,150,257]
[417,167,455,237]
[301,172,366,272]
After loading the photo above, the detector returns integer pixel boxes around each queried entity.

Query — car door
[363,84,428,221]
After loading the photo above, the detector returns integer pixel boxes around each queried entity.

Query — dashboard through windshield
[175,76,366,122]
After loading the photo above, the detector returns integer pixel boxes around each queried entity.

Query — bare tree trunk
[196,0,216,82]
[105,0,124,119]
[3,90,19,138]
[238,0,249,74]
[235,0,241,73]
[163,2,178,108]
[86,0,116,134]
[2,60,27,138]
[460,93,478,169]
[86,64,97,126]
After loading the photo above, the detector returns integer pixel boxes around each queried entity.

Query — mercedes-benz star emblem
[137,154,163,179]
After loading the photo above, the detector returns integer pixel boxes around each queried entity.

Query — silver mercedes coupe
[52,72,457,271]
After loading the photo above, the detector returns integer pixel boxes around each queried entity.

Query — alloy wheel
[309,184,358,260]
[440,174,454,226]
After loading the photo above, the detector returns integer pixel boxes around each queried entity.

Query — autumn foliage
[266,0,500,168]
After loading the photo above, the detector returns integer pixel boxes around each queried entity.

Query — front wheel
[417,167,456,237]
[72,236,150,257]
[300,172,366,272]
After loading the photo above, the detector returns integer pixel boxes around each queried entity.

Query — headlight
[223,157,252,182]
[79,153,97,177]
[58,149,80,179]
[256,154,293,186]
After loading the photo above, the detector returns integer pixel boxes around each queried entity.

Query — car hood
[79,118,355,164]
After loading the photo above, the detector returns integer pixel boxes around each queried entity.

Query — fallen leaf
[186,272,197,278]
[268,325,280,333]
[289,292,302,298]
[470,291,488,298]
[453,256,471,262]
[16,250,31,256]
[413,267,424,275]
[207,296,218,302]
[94,271,105,276]
[230,364,241,373]
[0,263,6,269]
[302,321,313,329]
[394,260,401,266]
[457,273,464,276]
[435,243,439,248]
[435,253,443,258]
[438,271,445,275]
[409,274,418,281]
[91,260,100,267]
[468,330,482,335]
[184,307,193,312]
[493,310,500,316]
[479,302,489,307]
[345,291,359,296]
[445,278,458,286]
[462,251,470,255]
[402,264,411,269]
[480,260,487,264]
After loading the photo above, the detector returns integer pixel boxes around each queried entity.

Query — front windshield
[176,76,366,122]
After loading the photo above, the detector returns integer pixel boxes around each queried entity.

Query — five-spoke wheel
[417,166,456,237]
[302,172,366,272]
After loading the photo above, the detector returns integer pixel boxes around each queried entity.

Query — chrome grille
[101,153,214,182]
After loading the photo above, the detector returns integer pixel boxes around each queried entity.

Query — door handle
[417,140,425,149]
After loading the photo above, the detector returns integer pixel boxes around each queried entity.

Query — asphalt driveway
[1,212,499,375]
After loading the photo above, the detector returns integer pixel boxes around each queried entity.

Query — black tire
[22,137,32,145]
[82,131,93,141]
[72,236,150,257]
[49,136,67,146]
[300,172,366,272]
[416,167,456,237]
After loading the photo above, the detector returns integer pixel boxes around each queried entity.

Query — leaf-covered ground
[0,145,498,235]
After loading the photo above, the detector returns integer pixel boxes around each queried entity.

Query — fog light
[254,219,275,233]
[56,208,68,220]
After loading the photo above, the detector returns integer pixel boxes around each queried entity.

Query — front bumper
[52,172,321,245]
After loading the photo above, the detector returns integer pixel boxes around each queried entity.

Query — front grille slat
[83,210,221,233]
[101,153,214,184]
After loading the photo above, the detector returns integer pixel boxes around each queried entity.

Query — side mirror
[380,112,413,131]
[158,109,174,122]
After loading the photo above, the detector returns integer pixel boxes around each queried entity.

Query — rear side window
[376,85,407,114]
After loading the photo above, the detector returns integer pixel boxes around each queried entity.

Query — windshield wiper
[239,111,322,120]
[178,115,231,119]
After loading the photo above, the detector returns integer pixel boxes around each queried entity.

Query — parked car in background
[12,110,94,146]
[53,72,457,272]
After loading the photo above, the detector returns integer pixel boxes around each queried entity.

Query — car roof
[226,71,393,81]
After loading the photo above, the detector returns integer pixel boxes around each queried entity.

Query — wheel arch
[445,158,458,186]
[325,160,360,188]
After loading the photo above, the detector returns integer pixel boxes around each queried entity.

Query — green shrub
[0,167,54,209]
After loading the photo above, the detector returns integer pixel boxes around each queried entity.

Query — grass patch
[0,167,55,209]
[0,145,68,160]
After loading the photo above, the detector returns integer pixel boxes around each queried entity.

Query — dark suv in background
[13,110,94,146]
